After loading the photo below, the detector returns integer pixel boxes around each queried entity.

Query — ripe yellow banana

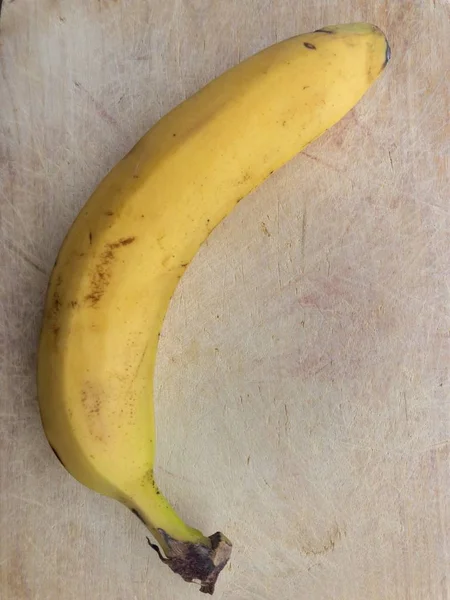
[37,23,390,594]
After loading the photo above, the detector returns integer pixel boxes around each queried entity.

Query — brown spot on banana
[108,236,136,249]
[80,383,106,442]
[238,172,251,184]
[85,237,136,306]
[47,275,63,340]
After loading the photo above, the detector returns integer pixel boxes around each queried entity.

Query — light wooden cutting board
[1,1,449,598]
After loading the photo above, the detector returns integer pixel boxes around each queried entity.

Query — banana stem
[126,473,232,594]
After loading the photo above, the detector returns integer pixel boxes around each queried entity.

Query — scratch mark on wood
[388,150,394,171]
[8,242,47,275]
[7,493,48,510]
[74,80,122,131]
[261,221,271,237]
[302,151,344,175]
[425,440,450,453]
[276,194,281,290]
[284,403,290,436]
[313,360,332,377]
[301,204,307,264]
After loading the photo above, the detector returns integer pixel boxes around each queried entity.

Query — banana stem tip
[147,530,232,595]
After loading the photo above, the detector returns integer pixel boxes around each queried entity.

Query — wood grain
[1,1,449,598]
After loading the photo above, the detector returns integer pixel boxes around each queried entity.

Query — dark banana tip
[149,529,232,595]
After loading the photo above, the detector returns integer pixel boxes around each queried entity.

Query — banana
[37,23,390,594]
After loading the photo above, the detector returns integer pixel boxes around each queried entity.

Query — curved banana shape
[38,23,390,594]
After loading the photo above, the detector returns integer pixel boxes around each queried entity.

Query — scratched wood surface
[1,1,449,599]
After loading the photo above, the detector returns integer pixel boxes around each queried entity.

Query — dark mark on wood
[301,524,342,556]
[304,42,316,50]
[388,150,394,171]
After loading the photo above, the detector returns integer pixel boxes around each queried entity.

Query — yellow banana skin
[38,23,390,594]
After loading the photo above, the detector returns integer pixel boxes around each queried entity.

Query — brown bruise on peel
[85,236,136,306]
[81,382,106,442]
[47,275,63,340]
[110,237,136,248]
[81,388,101,416]
[304,42,316,50]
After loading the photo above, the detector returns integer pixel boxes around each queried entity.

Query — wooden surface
[1,1,449,599]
